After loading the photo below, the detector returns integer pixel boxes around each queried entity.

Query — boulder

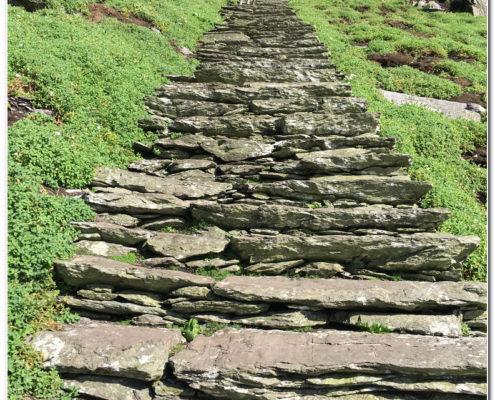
[74,240,136,258]
[28,323,185,381]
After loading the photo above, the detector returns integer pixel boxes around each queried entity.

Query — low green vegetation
[306,201,323,209]
[290,0,487,281]
[461,323,472,337]
[181,319,240,341]
[8,0,227,398]
[356,320,394,334]
[109,252,139,264]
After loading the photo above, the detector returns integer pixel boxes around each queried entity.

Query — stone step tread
[171,328,486,398]
[27,323,185,381]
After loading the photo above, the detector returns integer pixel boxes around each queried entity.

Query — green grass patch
[290,0,487,281]
[356,321,394,334]
[108,253,138,264]
[8,0,227,397]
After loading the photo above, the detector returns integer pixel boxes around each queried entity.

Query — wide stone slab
[72,221,153,246]
[146,227,229,260]
[64,376,152,400]
[191,202,450,232]
[212,277,486,311]
[28,323,185,381]
[73,240,136,258]
[246,175,433,205]
[92,167,232,199]
[230,233,478,272]
[200,137,274,162]
[171,329,486,397]
[55,256,215,294]
[84,191,190,215]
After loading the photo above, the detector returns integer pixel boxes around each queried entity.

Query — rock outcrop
[29,0,486,398]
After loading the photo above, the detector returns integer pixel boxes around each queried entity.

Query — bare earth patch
[85,3,155,29]
[8,96,54,126]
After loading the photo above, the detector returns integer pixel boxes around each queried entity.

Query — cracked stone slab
[200,137,274,162]
[230,232,478,272]
[64,375,152,400]
[92,167,232,199]
[72,221,153,245]
[28,323,185,381]
[55,255,215,294]
[73,240,137,257]
[212,277,486,311]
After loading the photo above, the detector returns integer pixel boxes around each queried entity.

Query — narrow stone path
[30,0,486,399]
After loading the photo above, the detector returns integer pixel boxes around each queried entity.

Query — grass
[7,0,227,398]
[290,0,487,281]
[356,320,394,334]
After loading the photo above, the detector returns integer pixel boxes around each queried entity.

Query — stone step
[190,202,450,232]
[27,323,185,381]
[197,48,330,62]
[156,81,352,103]
[91,167,232,199]
[242,175,433,205]
[195,58,335,70]
[230,233,478,278]
[171,328,486,399]
[169,112,379,138]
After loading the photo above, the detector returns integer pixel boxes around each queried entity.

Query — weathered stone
[64,376,152,400]
[212,277,486,311]
[244,259,304,275]
[191,202,450,231]
[171,328,486,399]
[118,290,163,307]
[291,262,344,278]
[74,240,137,258]
[200,137,274,162]
[172,300,269,315]
[28,323,185,381]
[139,216,186,230]
[200,31,252,45]
[230,233,478,273]
[167,169,216,182]
[128,159,173,174]
[84,191,190,215]
[143,257,184,269]
[92,167,232,199]
[186,258,239,269]
[168,286,213,299]
[295,148,411,173]
[72,221,153,245]
[132,314,170,326]
[153,380,196,399]
[146,227,229,260]
[95,213,140,228]
[281,112,380,136]
[77,289,118,301]
[329,311,463,337]
[169,159,216,172]
[245,175,433,205]
[55,256,214,293]
[170,115,280,137]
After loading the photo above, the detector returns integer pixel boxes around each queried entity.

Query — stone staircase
[29,0,487,399]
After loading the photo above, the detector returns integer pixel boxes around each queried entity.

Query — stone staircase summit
[29,0,487,399]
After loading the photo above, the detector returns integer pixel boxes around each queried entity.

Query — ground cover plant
[7,0,227,397]
[290,0,487,281]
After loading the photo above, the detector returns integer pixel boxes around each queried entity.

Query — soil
[169,39,196,59]
[85,3,155,29]
[356,5,370,12]
[448,50,476,63]
[378,5,393,15]
[476,191,487,205]
[8,96,54,126]
[450,77,472,87]
[449,92,486,108]
[386,20,413,30]
[314,5,325,10]
[461,146,487,168]
[367,53,442,72]
[38,184,86,198]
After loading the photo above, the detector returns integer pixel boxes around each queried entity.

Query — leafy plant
[170,132,183,139]
[109,253,138,264]
[461,323,471,337]
[306,202,323,209]
[356,320,394,334]
[181,318,201,341]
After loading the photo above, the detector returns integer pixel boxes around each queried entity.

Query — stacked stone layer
[29,0,486,399]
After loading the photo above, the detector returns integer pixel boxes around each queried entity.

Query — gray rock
[74,240,137,258]
[153,380,196,399]
[168,286,213,299]
[328,311,463,337]
[71,221,153,245]
[291,262,344,278]
[132,314,170,326]
[245,175,433,205]
[281,112,380,136]
[169,159,216,172]
[77,289,118,301]
[64,375,152,400]
[200,137,274,162]
[172,300,269,315]
[212,277,486,311]
[230,233,478,273]
[139,216,186,231]
[117,290,164,307]
[146,227,229,260]
[92,167,232,199]
[28,323,185,381]
[84,191,190,215]
[167,169,216,182]
[94,213,140,228]
[55,255,215,293]
[128,159,172,174]
[186,258,240,269]
[244,259,304,275]
[191,202,450,231]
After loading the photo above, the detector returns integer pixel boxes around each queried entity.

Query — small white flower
[49,91,54,96]
[55,131,61,135]
[19,43,23,47]
[97,125,101,130]
[15,73,20,78]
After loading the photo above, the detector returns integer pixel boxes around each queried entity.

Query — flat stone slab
[72,221,153,246]
[191,202,450,231]
[171,328,486,398]
[246,175,433,205]
[55,255,215,294]
[64,376,152,400]
[230,233,479,273]
[92,167,232,199]
[84,191,190,215]
[200,137,274,162]
[28,323,185,381]
[380,89,482,122]
[212,277,486,311]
